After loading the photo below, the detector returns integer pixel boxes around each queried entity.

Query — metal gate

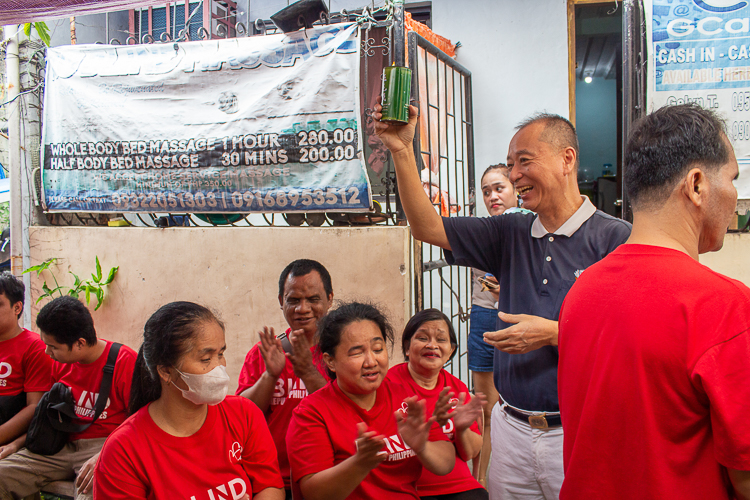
[408,31,476,388]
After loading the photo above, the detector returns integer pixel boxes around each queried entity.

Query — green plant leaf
[22,265,40,275]
[25,255,116,311]
[34,22,51,47]
[23,257,56,277]
[95,288,104,310]
[69,271,81,288]
[23,23,31,37]
[103,266,118,285]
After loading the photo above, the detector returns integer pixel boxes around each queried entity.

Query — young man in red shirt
[0,296,136,500]
[0,273,53,459]
[237,259,333,498]
[558,104,750,499]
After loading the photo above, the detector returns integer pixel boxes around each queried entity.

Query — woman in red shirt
[387,309,487,500]
[287,302,456,500]
[94,301,284,500]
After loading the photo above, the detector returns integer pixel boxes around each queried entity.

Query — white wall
[431,0,570,216]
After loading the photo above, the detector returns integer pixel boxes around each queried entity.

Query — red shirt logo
[0,362,11,387]
[229,441,243,463]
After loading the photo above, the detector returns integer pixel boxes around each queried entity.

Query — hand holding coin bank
[380,64,412,124]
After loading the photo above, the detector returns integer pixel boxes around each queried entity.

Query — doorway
[569,1,622,217]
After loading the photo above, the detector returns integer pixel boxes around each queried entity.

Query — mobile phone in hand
[477,275,499,291]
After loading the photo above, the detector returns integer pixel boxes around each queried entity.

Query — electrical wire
[0,80,42,108]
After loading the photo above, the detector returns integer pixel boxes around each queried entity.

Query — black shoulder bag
[26,343,122,456]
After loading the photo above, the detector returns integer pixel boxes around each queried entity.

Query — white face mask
[172,364,230,405]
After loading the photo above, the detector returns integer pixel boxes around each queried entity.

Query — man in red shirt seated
[0,272,53,459]
[0,296,136,500]
[237,259,333,498]
[557,103,750,500]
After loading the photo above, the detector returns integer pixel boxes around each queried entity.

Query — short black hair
[36,296,97,348]
[625,103,730,209]
[401,308,458,361]
[318,301,393,380]
[278,259,333,297]
[516,113,580,167]
[0,272,24,318]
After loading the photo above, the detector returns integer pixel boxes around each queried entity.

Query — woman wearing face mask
[387,309,487,500]
[94,302,284,500]
[469,163,526,485]
[286,302,456,500]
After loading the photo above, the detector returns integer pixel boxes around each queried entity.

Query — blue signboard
[647,0,750,197]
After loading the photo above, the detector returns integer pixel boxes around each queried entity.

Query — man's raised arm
[373,103,451,250]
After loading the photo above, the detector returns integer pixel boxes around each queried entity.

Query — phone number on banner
[110,187,365,211]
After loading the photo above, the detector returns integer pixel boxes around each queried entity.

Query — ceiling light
[584,76,593,84]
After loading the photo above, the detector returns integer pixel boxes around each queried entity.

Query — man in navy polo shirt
[374,105,631,500]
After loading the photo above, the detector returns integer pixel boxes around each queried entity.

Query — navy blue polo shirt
[443,197,631,412]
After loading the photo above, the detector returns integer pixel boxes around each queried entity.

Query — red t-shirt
[0,329,53,396]
[52,340,136,441]
[94,395,283,499]
[287,377,450,500]
[386,363,483,496]
[235,329,328,488]
[558,244,750,500]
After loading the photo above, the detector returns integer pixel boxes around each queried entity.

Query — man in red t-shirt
[237,259,333,497]
[558,103,750,500]
[0,273,53,459]
[0,296,136,500]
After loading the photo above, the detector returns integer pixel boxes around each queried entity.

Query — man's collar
[530,196,597,238]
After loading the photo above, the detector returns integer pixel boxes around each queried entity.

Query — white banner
[645,0,750,199]
[41,23,372,213]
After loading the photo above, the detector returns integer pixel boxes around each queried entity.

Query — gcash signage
[646,0,750,198]
[41,23,372,213]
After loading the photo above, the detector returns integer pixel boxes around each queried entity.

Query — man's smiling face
[279,271,333,338]
[507,121,569,216]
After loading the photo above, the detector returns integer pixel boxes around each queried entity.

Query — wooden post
[129,9,135,42]
[567,0,576,125]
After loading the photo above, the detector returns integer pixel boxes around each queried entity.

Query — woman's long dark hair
[317,301,393,380]
[129,301,224,414]
[400,308,458,361]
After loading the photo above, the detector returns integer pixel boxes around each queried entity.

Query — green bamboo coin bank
[381,65,412,124]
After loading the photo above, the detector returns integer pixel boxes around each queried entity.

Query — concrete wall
[699,232,750,287]
[28,226,411,392]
